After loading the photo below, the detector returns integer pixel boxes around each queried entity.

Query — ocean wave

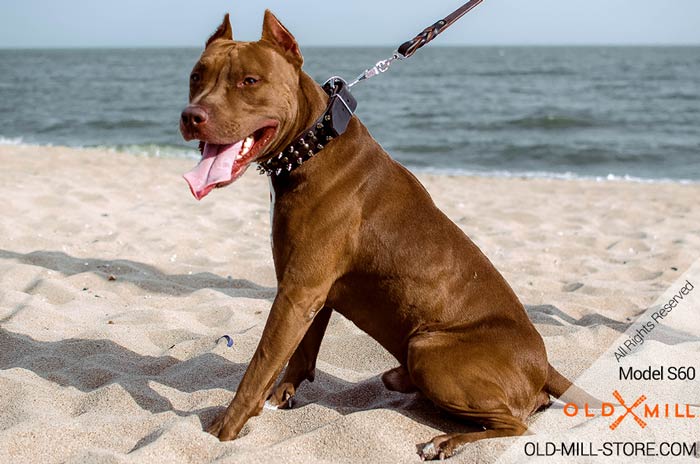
[0,136,24,145]
[473,68,576,78]
[93,143,199,159]
[401,113,604,132]
[85,119,161,130]
[1,139,696,184]
[0,139,199,160]
[412,167,699,185]
[36,119,161,134]
[392,143,453,154]
[658,92,700,102]
[503,114,598,130]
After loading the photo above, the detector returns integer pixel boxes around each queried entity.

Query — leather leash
[258,0,484,177]
[349,0,485,87]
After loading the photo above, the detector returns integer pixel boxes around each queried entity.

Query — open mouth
[183,125,277,200]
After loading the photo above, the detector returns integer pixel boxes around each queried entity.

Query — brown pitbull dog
[180,10,586,460]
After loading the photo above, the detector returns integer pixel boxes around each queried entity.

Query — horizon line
[1,43,700,50]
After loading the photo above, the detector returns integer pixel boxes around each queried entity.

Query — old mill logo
[563,390,696,430]
[610,390,647,430]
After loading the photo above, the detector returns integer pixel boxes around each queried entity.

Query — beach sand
[1,145,699,463]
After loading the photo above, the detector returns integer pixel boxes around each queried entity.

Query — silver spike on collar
[257,119,335,177]
[257,77,357,177]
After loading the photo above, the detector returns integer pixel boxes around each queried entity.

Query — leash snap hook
[348,53,401,88]
[375,57,394,73]
[347,0,484,87]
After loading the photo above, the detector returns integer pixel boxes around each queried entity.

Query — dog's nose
[181,105,209,128]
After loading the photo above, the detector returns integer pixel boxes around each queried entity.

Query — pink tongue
[183,141,243,200]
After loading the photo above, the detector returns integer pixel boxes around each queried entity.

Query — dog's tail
[544,363,603,408]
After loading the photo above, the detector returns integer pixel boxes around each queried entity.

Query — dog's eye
[242,77,259,86]
[190,72,201,83]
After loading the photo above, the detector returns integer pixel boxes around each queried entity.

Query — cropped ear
[261,10,303,66]
[206,13,233,47]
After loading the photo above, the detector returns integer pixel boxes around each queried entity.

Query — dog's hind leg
[407,332,542,460]
[381,365,418,393]
[416,410,528,460]
[266,306,333,409]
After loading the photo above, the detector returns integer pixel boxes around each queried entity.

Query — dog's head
[180,11,305,200]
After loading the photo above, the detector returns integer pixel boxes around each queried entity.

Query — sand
[1,144,699,463]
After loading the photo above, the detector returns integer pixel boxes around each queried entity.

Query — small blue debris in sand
[217,335,234,347]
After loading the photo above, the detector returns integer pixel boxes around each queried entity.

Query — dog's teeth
[238,136,255,158]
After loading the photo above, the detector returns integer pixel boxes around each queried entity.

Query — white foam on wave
[0,140,199,161]
[0,136,24,145]
[414,167,699,185]
[96,144,200,160]
[1,138,696,185]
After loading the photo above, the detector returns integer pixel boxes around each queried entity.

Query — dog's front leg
[207,286,328,441]
[267,305,333,409]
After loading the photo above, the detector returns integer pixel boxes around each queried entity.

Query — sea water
[0,46,698,181]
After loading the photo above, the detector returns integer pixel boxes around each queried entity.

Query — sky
[1,0,699,48]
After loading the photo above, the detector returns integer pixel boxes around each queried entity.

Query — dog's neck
[297,73,329,136]
[272,72,328,158]
[266,72,372,196]
[262,72,343,177]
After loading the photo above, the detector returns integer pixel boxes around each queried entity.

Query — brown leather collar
[257,77,357,177]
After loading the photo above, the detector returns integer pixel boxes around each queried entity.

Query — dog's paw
[206,411,238,441]
[416,436,457,461]
[266,382,296,409]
